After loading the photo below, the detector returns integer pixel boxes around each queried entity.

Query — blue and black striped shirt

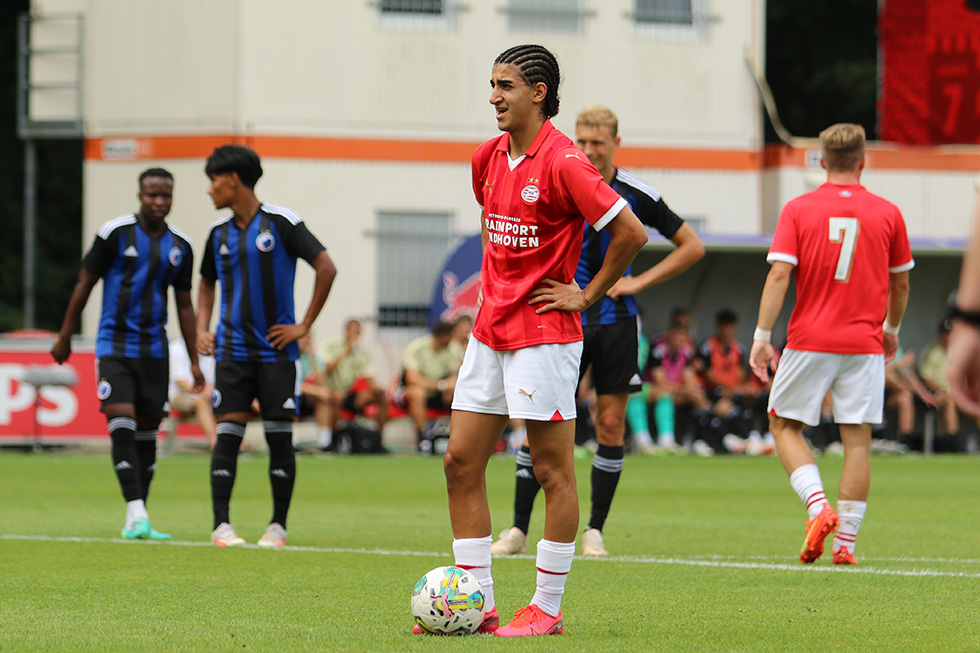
[83,214,194,359]
[578,169,684,326]
[200,204,325,363]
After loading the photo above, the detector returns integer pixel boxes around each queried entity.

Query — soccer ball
[411,566,486,635]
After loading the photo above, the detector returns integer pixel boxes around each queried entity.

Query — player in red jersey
[414,44,646,638]
[749,123,913,566]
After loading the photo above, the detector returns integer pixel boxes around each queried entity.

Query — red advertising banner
[879,0,980,145]
[0,342,105,441]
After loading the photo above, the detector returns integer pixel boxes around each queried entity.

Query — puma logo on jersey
[518,388,537,402]
[565,153,581,159]
[123,246,139,258]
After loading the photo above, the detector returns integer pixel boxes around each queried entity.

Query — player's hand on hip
[528,278,587,314]
[749,340,775,383]
[268,323,307,350]
[198,330,216,356]
[606,275,640,300]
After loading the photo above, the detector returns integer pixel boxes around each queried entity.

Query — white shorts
[452,337,583,421]
[768,349,884,427]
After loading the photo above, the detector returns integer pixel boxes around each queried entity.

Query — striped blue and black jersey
[200,204,325,363]
[83,214,194,359]
[578,168,684,326]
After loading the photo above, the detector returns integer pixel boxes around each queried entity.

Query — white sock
[530,539,575,617]
[834,500,867,553]
[453,536,494,611]
[318,427,333,448]
[125,499,148,527]
[789,464,829,519]
[657,431,676,447]
[633,431,655,447]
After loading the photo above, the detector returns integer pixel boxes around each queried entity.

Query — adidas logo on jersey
[218,244,231,256]
[282,397,296,410]
[629,374,642,385]
[123,246,139,258]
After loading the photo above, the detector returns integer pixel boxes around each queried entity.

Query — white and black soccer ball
[411,566,486,635]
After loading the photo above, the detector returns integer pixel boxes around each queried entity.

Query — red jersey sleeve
[767,202,800,266]
[471,139,498,209]
[551,147,626,228]
[888,208,914,272]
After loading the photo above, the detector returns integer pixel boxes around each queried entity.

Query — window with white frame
[379,0,444,13]
[506,0,588,33]
[635,0,693,25]
[376,211,453,328]
[377,0,455,30]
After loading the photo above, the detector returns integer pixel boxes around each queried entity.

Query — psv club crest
[521,184,540,204]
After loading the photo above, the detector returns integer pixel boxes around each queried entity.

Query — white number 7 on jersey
[829,217,860,282]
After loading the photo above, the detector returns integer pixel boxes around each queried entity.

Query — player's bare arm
[607,223,704,300]
[529,206,646,314]
[882,270,909,363]
[948,192,980,415]
[174,288,205,394]
[196,278,217,356]
[51,268,100,364]
[749,261,793,382]
[268,249,337,349]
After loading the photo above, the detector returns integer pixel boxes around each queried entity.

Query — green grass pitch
[1,450,978,650]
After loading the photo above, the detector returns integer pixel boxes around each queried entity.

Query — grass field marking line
[688,553,980,565]
[5,535,979,579]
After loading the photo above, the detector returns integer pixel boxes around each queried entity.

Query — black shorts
[426,392,450,411]
[342,391,359,414]
[97,356,169,420]
[579,317,642,395]
[213,359,299,420]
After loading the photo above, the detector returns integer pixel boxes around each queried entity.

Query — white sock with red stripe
[833,500,867,553]
[789,464,829,519]
[453,536,494,612]
[530,539,575,617]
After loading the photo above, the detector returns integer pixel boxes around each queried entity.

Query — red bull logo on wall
[428,234,482,328]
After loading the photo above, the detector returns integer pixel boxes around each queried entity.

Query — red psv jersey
[769,183,914,354]
[471,120,627,350]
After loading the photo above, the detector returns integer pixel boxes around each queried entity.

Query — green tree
[0,1,82,333]
[765,1,879,141]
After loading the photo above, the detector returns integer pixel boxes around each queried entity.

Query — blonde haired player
[749,123,912,565]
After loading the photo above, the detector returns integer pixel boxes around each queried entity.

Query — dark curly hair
[494,44,561,119]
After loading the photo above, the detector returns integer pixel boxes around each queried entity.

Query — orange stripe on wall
[83,135,980,172]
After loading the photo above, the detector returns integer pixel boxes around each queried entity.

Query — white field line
[3,534,979,579]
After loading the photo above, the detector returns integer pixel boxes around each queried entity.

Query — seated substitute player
[168,336,217,449]
[415,46,647,638]
[197,145,337,548]
[749,123,912,566]
[693,309,762,453]
[399,320,463,453]
[51,167,203,540]
[318,318,388,449]
[491,104,703,558]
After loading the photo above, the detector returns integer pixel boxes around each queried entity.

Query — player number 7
[829,217,859,282]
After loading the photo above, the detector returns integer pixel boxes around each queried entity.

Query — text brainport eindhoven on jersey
[486,213,540,248]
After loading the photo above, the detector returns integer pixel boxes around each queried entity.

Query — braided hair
[494,44,561,119]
